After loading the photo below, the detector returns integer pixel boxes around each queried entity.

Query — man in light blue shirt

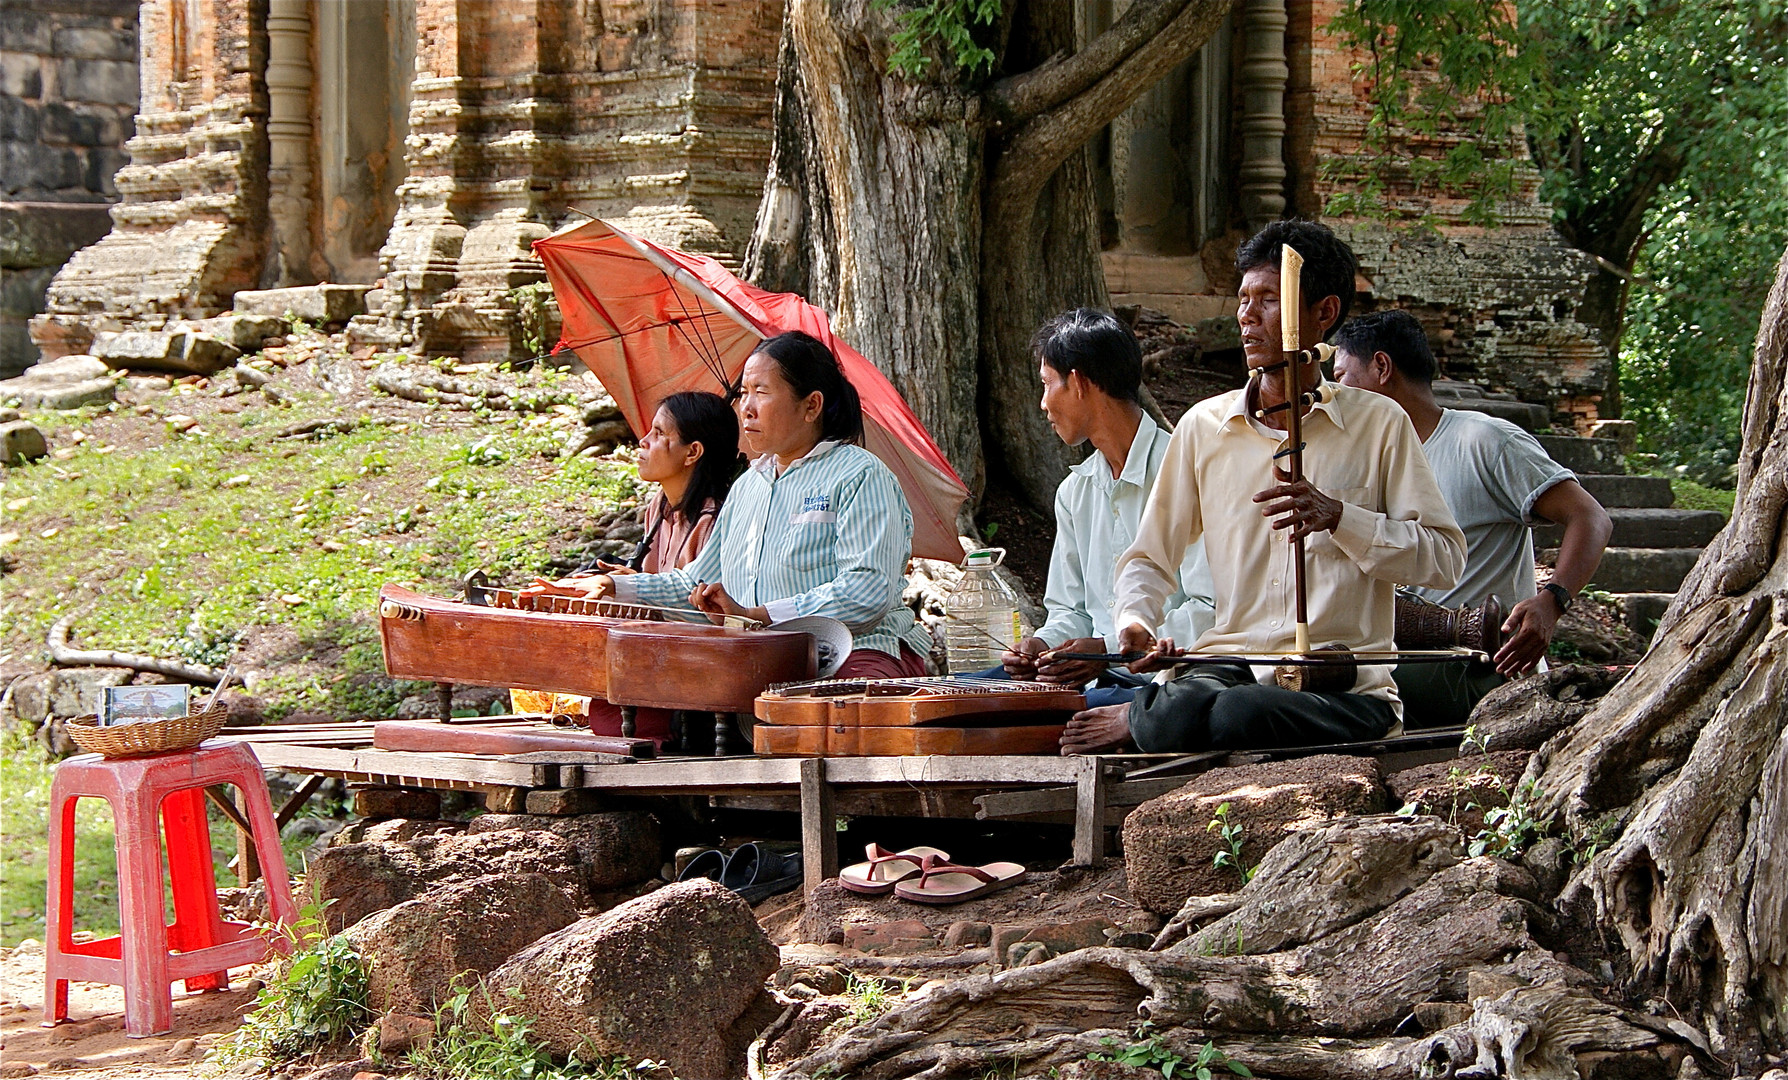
[1001,309,1214,706]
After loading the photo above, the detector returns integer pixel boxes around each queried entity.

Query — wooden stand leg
[668,710,685,754]
[713,712,730,757]
[800,758,838,893]
[1072,757,1110,868]
[619,706,637,740]
[435,682,454,721]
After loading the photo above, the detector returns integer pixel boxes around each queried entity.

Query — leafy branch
[874,0,1002,78]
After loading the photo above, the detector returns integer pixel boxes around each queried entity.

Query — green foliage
[1469,776,1549,859]
[1665,474,1736,517]
[0,725,120,946]
[1090,1029,1253,1080]
[407,981,666,1080]
[207,904,373,1069]
[509,282,557,360]
[874,0,1001,78]
[1205,801,1254,884]
[842,972,909,1026]
[1330,0,1788,482]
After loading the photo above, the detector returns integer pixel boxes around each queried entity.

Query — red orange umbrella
[533,218,970,564]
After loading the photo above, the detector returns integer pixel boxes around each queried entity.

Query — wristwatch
[1540,582,1573,613]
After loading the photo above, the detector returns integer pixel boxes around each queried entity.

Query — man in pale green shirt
[1000,309,1215,708]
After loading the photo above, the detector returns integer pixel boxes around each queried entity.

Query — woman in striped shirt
[572,331,931,678]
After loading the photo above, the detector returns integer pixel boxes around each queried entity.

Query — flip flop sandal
[838,844,952,895]
[892,854,1027,905]
[676,848,727,883]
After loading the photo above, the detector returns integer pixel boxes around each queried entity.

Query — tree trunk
[1529,243,1788,1069]
[745,0,1235,509]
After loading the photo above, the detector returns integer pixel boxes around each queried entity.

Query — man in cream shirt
[1060,221,1465,754]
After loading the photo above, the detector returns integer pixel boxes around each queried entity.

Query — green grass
[1,387,642,717]
[0,726,120,944]
[1667,475,1735,517]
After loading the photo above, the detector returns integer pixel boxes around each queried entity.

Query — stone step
[1441,397,1550,432]
[232,284,371,325]
[1577,474,1675,509]
[1536,434,1625,476]
[1542,546,1701,594]
[1612,593,1673,641]
[1534,508,1725,550]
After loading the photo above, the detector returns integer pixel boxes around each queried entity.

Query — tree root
[1152,815,1462,953]
[1416,984,1679,1080]
[48,609,224,685]
[369,366,569,412]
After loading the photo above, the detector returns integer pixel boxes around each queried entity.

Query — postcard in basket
[101,684,191,726]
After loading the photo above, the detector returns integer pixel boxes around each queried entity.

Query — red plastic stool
[44,739,298,1037]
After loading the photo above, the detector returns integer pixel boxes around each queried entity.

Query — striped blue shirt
[612,441,931,659]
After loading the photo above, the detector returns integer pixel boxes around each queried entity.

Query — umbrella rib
[655,265,733,392]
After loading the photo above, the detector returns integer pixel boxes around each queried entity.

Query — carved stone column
[266,0,314,285]
[1238,0,1288,228]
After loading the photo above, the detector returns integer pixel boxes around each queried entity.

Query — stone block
[51,27,138,63]
[54,58,137,107]
[1586,419,1638,454]
[1017,917,1117,957]
[523,787,604,816]
[1554,546,1701,594]
[7,375,112,409]
[373,1013,437,1058]
[232,284,371,324]
[92,330,239,375]
[1535,435,1624,476]
[1534,508,1724,551]
[1,9,52,54]
[1122,754,1387,914]
[1,671,53,729]
[331,818,463,847]
[17,353,107,381]
[1617,593,1673,640]
[353,787,442,821]
[0,95,39,143]
[0,202,114,270]
[0,52,44,100]
[1576,474,1674,509]
[0,419,47,463]
[308,830,589,932]
[191,314,286,352]
[38,102,104,147]
[483,786,528,814]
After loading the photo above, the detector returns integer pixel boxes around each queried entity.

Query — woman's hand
[594,559,639,577]
[522,575,615,600]
[690,582,770,624]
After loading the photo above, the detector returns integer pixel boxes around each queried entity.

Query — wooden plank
[976,774,1201,820]
[711,787,994,820]
[821,756,1087,785]
[274,774,329,830]
[800,758,838,894]
[1071,758,1112,867]
[753,723,1066,757]
[245,743,542,787]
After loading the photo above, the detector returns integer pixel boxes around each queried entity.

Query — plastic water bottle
[943,548,1029,675]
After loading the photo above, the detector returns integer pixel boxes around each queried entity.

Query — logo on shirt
[791,492,836,525]
[802,493,831,514]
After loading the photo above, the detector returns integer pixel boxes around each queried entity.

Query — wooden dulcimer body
[752,677,1083,757]
[377,583,818,713]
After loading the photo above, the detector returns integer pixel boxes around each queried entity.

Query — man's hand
[1494,591,1563,677]
[522,575,614,600]
[1117,624,1185,674]
[1002,636,1047,679]
[690,582,770,625]
[1059,703,1133,755]
[1253,465,1343,542]
[1036,636,1108,686]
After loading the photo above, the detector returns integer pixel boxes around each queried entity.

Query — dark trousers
[1127,663,1397,752]
[1392,661,1506,729]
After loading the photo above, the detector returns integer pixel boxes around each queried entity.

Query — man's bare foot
[1060,704,1133,755]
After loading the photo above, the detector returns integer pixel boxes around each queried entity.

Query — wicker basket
[66,703,229,759]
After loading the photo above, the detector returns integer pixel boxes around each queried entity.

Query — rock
[373,1012,436,1057]
[0,1062,40,1077]
[296,1058,374,1080]
[760,999,853,1072]
[166,1038,199,1060]
[353,787,441,821]
[232,284,371,324]
[1,420,47,463]
[330,818,464,847]
[464,811,661,891]
[1387,751,1532,835]
[342,874,580,1014]
[1122,754,1387,914]
[40,667,132,720]
[484,879,780,1079]
[943,920,991,947]
[0,408,17,422]
[843,919,938,956]
[307,830,588,932]
[1016,916,1118,957]
[92,329,240,374]
[1467,664,1623,751]
[1519,836,1574,899]
[0,355,117,410]
[192,314,286,352]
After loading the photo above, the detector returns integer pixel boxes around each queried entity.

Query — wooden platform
[234,720,1466,894]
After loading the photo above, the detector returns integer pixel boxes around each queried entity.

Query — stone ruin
[10,0,1612,419]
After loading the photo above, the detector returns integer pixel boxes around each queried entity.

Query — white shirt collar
[748,438,843,480]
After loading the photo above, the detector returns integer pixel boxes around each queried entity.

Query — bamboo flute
[1279,244,1313,655]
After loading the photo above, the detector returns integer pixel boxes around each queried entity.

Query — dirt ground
[0,942,271,1079]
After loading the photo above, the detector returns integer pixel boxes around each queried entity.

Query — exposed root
[48,608,224,684]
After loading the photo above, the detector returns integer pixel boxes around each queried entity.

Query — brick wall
[0,0,138,374]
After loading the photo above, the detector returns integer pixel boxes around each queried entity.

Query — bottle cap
[963,547,1006,569]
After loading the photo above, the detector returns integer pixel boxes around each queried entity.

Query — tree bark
[1529,244,1788,1069]
[745,0,1235,509]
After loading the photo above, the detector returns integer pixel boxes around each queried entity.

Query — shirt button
[1271,579,1280,586]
